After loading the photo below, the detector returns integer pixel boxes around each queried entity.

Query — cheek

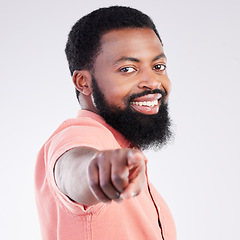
[104,83,133,107]
[105,89,127,106]
[163,77,172,100]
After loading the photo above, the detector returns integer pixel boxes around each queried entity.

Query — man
[35,6,176,240]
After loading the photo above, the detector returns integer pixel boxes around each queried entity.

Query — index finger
[127,150,146,168]
[111,150,130,193]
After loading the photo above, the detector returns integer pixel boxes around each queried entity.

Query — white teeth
[131,99,158,107]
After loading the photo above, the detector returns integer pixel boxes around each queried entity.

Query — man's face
[90,28,172,149]
[92,28,171,113]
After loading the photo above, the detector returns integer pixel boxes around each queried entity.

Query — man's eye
[154,64,166,71]
[119,67,135,73]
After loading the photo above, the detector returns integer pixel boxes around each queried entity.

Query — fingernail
[131,192,137,197]
[115,192,120,198]
[120,193,128,199]
[118,194,123,200]
[121,192,136,200]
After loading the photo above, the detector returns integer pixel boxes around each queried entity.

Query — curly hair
[65,6,162,98]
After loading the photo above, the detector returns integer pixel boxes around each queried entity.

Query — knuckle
[97,194,110,203]
[100,180,111,190]
[88,159,97,172]
[89,179,98,190]
[112,191,121,200]
[112,174,125,185]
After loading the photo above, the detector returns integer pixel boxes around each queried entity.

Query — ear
[72,70,92,96]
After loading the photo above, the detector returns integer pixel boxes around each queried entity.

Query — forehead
[97,28,164,64]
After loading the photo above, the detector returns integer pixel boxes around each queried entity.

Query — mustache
[128,89,166,103]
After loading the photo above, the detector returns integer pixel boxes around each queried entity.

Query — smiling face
[90,28,171,115]
[84,28,172,149]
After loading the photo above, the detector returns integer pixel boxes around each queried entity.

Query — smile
[129,93,162,115]
[131,99,158,107]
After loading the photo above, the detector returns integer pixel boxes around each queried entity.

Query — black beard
[91,75,173,150]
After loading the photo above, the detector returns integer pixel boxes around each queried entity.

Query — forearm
[54,147,101,206]
[54,147,146,206]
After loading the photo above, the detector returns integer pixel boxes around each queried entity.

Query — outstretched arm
[54,147,146,206]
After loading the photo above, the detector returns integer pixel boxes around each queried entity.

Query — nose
[137,68,161,90]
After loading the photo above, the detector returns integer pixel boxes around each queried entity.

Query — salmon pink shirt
[35,110,176,240]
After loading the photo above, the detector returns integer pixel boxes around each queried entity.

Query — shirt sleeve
[44,119,121,216]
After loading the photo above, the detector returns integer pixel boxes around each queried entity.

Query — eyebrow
[152,53,167,61]
[114,57,140,64]
[114,53,167,65]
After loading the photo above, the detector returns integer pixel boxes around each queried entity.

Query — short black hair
[65,6,162,98]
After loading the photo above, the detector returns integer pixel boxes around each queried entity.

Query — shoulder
[44,111,121,155]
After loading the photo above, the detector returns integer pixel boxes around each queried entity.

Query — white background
[0,0,239,239]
